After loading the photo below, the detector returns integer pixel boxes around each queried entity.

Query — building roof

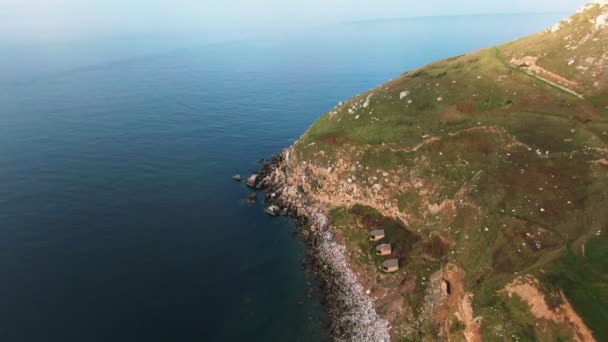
[370,229,385,236]
[376,244,391,251]
[383,259,399,268]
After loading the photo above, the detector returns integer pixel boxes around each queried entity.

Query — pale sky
[0,0,590,42]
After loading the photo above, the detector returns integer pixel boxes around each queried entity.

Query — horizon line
[344,10,569,25]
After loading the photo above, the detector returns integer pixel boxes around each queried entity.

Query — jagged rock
[255,179,266,189]
[265,205,280,216]
[251,149,390,342]
[246,174,259,187]
[596,13,608,29]
[232,174,242,181]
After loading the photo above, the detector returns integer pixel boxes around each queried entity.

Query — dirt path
[509,55,585,99]
[526,71,585,99]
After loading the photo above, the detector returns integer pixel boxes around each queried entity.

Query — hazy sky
[0,0,590,42]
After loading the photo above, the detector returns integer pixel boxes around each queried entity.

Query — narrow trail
[494,48,585,100]
[522,70,585,99]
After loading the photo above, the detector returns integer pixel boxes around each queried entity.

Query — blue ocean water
[0,14,564,341]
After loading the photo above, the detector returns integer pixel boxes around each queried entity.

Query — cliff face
[278,2,608,341]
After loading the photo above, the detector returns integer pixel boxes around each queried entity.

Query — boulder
[246,174,259,187]
[596,13,608,29]
[256,181,265,189]
[265,205,280,216]
[247,193,257,203]
[233,174,242,181]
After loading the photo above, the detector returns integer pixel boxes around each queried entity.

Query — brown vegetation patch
[449,129,499,157]
[318,133,349,145]
[506,92,573,116]
[423,235,449,259]
[492,245,515,273]
[351,204,401,229]
[439,105,464,124]
[350,205,420,265]
[457,101,476,114]
[578,101,607,119]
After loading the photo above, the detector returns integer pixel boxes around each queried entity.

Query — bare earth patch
[502,275,596,342]
[428,264,482,342]
[592,158,608,167]
[456,293,482,342]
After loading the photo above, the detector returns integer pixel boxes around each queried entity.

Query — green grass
[292,7,608,339]
[330,205,420,270]
[541,237,608,341]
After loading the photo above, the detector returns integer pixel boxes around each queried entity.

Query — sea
[0,13,565,341]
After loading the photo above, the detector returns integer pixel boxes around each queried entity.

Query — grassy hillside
[286,2,608,341]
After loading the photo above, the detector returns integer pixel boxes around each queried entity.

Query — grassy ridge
[292,4,608,340]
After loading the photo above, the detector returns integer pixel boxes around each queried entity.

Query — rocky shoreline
[252,148,391,342]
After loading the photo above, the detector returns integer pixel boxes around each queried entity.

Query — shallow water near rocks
[0,13,564,341]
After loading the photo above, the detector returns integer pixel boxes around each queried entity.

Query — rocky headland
[244,2,608,340]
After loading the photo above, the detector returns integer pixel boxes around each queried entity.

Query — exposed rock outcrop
[258,150,391,342]
[245,173,259,188]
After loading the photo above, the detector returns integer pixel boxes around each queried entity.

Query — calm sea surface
[0,14,564,341]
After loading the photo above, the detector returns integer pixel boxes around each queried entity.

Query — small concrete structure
[370,229,385,241]
[375,244,392,256]
[382,259,399,273]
